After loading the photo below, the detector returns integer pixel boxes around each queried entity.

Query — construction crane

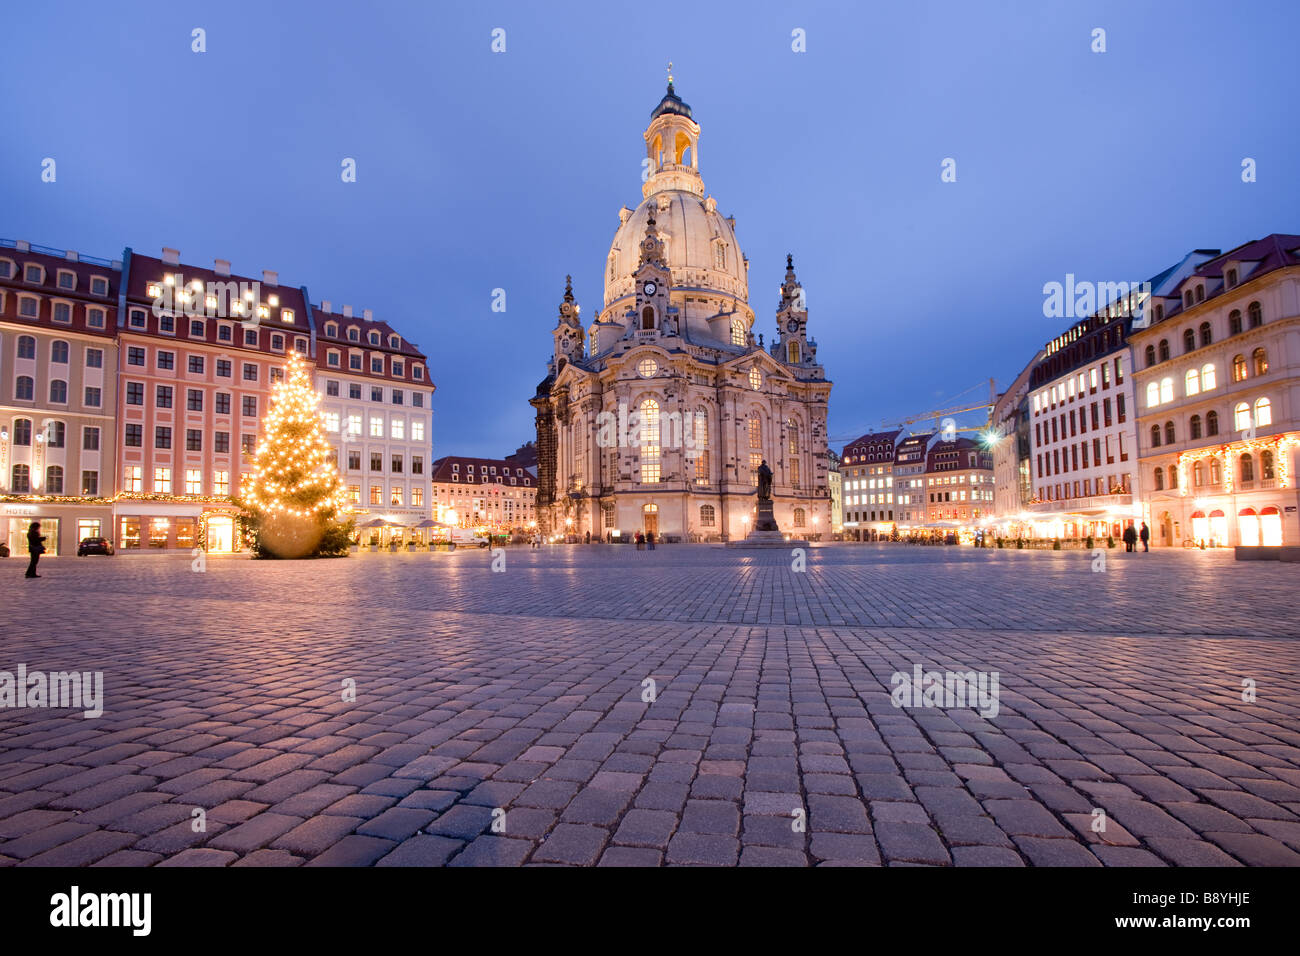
[880,378,998,434]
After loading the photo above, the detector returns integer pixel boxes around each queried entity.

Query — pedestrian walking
[25,521,45,578]
[635,531,644,550]
[1123,523,1137,552]
[584,530,591,545]
[647,531,655,551]
[1139,522,1150,553]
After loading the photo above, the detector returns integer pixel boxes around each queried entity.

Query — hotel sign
[2,504,38,516]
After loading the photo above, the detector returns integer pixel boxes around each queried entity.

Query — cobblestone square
[2,544,1299,867]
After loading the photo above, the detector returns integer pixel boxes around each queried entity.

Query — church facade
[531,82,832,541]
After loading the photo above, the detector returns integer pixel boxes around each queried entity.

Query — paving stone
[273,815,364,856]
[449,836,533,867]
[533,824,608,865]
[665,832,739,866]
[5,547,1299,869]
[376,835,463,867]
[304,835,397,866]
[874,823,950,865]
[951,845,1025,867]
[598,846,663,866]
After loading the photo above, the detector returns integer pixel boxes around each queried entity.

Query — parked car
[77,536,115,556]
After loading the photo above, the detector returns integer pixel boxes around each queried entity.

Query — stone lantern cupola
[644,72,703,200]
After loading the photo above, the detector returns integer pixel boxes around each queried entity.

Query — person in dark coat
[1123,523,1137,552]
[1139,522,1150,552]
[647,531,655,550]
[635,531,644,550]
[26,521,45,578]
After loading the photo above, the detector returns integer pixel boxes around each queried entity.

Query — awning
[414,518,451,529]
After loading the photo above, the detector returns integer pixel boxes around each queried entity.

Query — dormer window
[389,334,400,348]
[1226,268,1238,288]
[282,309,295,324]
[368,331,380,345]
[325,322,338,337]
[57,270,76,290]
[0,259,13,278]
[1195,285,1204,303]
[348,327,360,342]
[271,334,285,351]
[327,350,340,367]
[413,365,424,381]
[392,360,404,376]
[24,264,43,283]
[1183,290,1193,308]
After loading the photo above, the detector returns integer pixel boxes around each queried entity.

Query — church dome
[603,191,748,311]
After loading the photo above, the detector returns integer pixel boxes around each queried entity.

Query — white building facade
[313,304,433,539]
[1133,235,1300,548]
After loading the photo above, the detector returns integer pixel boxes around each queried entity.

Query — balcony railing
[1028,493,1132,514]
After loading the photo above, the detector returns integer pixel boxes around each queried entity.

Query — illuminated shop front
[113,498,241,552]
[2,500,114,556]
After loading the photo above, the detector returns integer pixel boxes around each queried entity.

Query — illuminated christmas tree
[240,350,350,558]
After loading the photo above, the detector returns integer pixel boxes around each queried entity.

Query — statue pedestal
[725,498,810,549]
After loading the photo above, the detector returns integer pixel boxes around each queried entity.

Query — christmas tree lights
[239,350,349,557]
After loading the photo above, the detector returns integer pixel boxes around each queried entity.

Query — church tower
[552,274,584,370]
[774,254,812,366]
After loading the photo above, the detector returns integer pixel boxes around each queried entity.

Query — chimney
[343,305,353,318]
[262,269,278,286]
[214,259,231,276]
[65,250,79,262]
[363,308,373,321]
[162,247,180,265]
[321,299,331,313]
[15,240,29,252]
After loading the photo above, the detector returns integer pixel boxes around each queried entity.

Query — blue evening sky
[4,0,1297,455]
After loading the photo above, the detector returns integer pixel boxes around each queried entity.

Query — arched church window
[693,408,709,485]
[748,412,762,449]
[787,419,801,487]
[713,243,726,271]
[748,367,762,390]
[641,306,655,330]
[788,342,799,364]
[792,508,806,528]
[730,317,745,347]
[639,398,661,484]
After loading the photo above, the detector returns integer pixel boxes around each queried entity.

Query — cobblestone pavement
[2,544,1299,867]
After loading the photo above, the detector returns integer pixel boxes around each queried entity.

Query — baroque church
[531,81,832,541]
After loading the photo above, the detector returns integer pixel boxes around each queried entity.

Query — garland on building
[1176,434,1297,495]
[238,350,351,558]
